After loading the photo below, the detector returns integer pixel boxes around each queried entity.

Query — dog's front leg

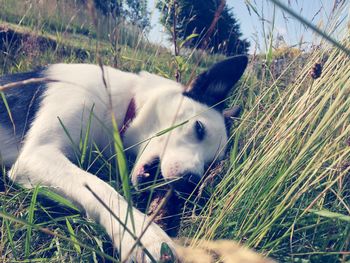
[9,145,176,262]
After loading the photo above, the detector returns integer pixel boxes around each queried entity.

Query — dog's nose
[136,172,151,187]
[170,172,201,193]
[135,158,161,189]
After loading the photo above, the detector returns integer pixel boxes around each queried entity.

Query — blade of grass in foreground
[111,114,136,233]
[25,185,40,258]
[39,187,80,212]
[66,218,82,254]
[4,218,18,259]
[309,209,350,223]
[80,105,95,166]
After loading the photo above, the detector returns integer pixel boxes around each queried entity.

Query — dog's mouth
[134,158,201,194]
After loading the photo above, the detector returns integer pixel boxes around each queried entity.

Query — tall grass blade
[80,105,95,166]
[4,218,18,259]
[65,218,82,254]
[309,209,350,223]
[111,114,135,232]
[39,188,80,212]
[265,4,275,67]
[25,185,40,258]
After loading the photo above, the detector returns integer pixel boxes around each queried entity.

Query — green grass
[1,0,350,262]
[188,45,350,262]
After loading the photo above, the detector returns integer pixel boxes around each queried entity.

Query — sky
[147,0,348,53]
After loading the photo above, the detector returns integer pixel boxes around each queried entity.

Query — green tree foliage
[125,0,150,30]
[93,0,123,18]
[92,0,150,30]
[157,0,250,55]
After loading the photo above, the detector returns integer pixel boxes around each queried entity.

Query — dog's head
[123,56,248,192]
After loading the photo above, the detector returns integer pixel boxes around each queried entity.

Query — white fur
[1,64,229,262]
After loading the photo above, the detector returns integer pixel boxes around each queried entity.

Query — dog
[0,55,247,262]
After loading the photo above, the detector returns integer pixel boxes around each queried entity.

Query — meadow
[0,0,349,262]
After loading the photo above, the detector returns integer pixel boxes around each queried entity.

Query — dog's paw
[119,222,178,262]
[131,241,177,263]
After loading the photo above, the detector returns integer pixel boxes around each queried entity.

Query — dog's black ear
[184,55,248,110]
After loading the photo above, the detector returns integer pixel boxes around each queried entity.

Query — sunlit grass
[187,24,350,263]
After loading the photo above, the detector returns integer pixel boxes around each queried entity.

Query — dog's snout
[143,158,160,177]
[135,158,161,189]
[136,172,151,187]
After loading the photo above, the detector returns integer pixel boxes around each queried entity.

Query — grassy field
[0,0,350,262]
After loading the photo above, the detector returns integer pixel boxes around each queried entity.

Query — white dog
[0,56,247,262]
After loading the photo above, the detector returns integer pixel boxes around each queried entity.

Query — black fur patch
[0,70,47,138]
[184,55,248,111]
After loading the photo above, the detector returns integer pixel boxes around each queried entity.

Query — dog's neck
[119,98,136,136]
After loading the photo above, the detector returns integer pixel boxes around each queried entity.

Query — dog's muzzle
[135,158,201,194]
[135,158,162,189]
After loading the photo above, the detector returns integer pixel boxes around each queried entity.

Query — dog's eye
[194,120,206,141]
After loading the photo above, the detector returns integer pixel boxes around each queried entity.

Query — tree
[125,0,151,31]
[93,0,123,18]
[92,0,150,30]
[157,0,250,55]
